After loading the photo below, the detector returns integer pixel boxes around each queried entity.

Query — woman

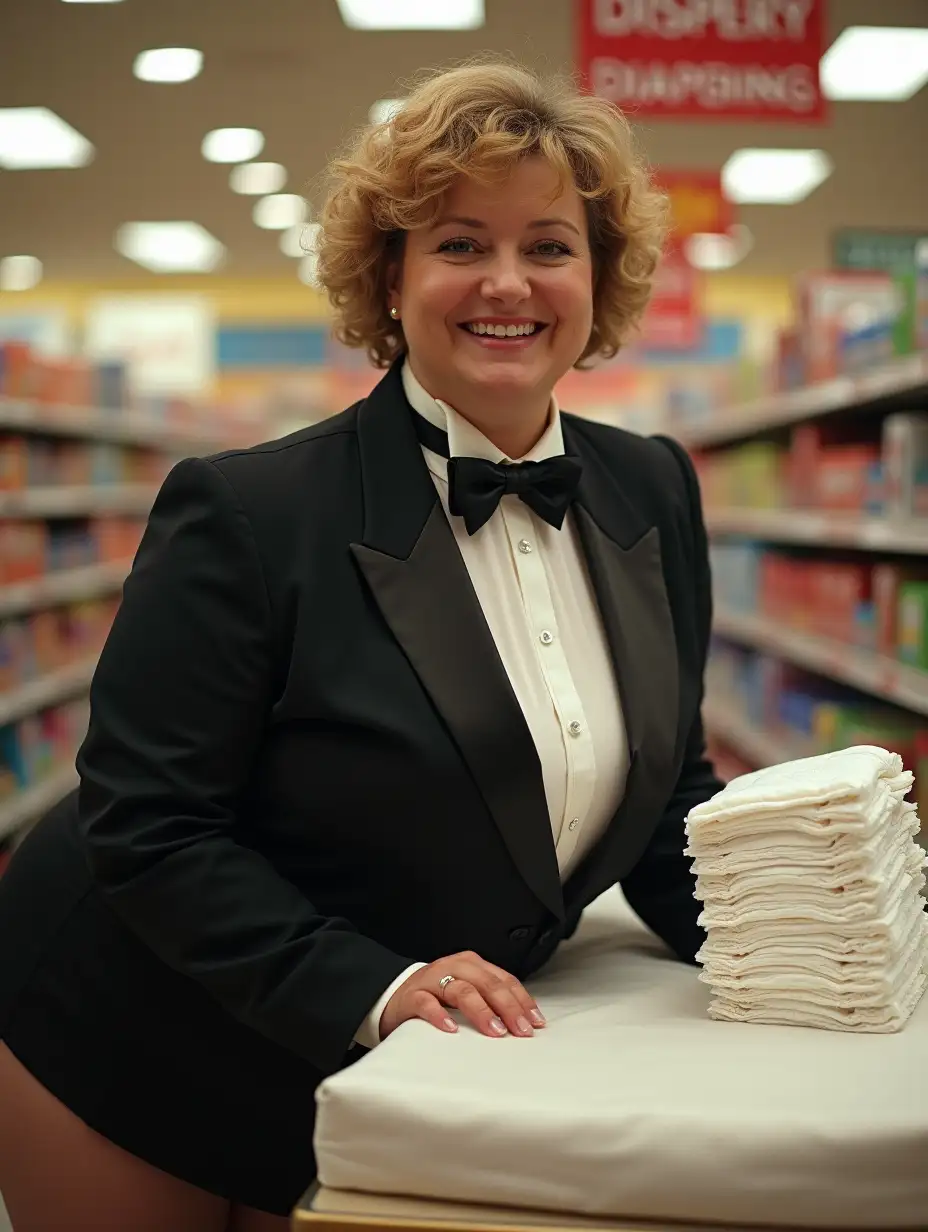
[0,59,722,1231]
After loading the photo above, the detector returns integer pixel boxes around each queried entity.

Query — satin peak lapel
[564,423,680,897]
[350,363,564,920]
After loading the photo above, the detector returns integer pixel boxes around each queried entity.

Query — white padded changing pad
[314,892,928,1229]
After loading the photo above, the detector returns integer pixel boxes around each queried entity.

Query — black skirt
[0,795,324,1216]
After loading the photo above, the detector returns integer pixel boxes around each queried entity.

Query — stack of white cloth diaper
[686,744,928,1032]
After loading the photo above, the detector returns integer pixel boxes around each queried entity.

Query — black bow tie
[410,408,583,536]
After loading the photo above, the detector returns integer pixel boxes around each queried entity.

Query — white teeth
[465,322,537,337]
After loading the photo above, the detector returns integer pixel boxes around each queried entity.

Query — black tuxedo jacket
[76,358,722,1077]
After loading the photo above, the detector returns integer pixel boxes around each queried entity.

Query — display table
[293,1183,764,1232]
[311,892,928,1230]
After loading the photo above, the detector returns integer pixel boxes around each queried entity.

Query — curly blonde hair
[316,58,668,368]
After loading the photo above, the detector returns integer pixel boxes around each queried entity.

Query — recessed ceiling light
[369,98,406,125]
[684,226,754,272]
[253,194,307,230]
[134,48,203,84]
[230,162,287,195]
[202,128,264,164]
[821,26,928,101]
[0,255,44,291]
[721,149,832,204]
[336,0,483,29]
[115,222,226,273]
[280,222,320,258]
[0,108,94,169]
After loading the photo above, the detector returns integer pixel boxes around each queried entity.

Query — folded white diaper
[686,744,928,1034]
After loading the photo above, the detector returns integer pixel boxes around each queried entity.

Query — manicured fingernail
[529,1008,546,1027]
[443,1017,458,1032]
[516,1016,533,1036]
[489,1017,507,1036]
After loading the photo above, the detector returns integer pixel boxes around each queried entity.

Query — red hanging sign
[654,169,734,238]
[577,0,826,122]
[640,247,703,349]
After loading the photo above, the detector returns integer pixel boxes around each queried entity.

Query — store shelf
[676,351,928,450]
[713,607,928,717]
[0,560,130,620]
[0,657,96,728]
[0,396,220,454]
[705,507,928,555]
[0,483,156,519]
[0,763,78,842]
[703,697,817,770]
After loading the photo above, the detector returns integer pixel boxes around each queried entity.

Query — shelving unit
[0,388,226,849]
[677,351,928,451]
[705,509,928,555]
[713,607,928,717]
[0,396,221,454]
[692,352,928,770]
[0,658,98,729]
[702,699,817,769]
[0,484,157,519]
[0,560,130,621]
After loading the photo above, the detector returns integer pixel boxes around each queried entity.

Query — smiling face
[389,157,595,430]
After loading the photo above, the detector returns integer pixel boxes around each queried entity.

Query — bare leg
[227,1202,292,1232]
[0,1041,229,1232]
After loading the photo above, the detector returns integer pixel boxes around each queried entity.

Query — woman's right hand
[379,952,546,1041]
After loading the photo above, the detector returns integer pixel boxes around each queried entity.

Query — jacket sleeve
[619,436,724,964]
[76,456,414,1074]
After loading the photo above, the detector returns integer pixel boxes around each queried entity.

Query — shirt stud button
[567,720,582,737]
[539,630,554,645]
[568,817,579,832]
[518,539,532,554]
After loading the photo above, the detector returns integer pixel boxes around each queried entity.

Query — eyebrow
[431,214,582,238]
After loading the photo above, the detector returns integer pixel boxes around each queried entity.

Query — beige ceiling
[1,0,927,282]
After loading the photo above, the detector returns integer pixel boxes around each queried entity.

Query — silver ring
[438,974,456,994]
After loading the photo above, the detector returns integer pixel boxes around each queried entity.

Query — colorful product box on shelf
[0,522,47,586]
[91,517,143,564]
[0,436,29,490]
[819,560,873,645]
[794,271,903,383]
[33,360,94,408]
[89,442,128,486]
[0,343,35,399]
[0,723,27,790]
[898,582,928,670]
[883,412,928,521]
[838,318,896,374]
[816,444,883,512]
[710,542,762,613]
[0,598,118,687]
[0,619,32,692]
[1,705,87,794]
[773,327,806,392]
[90,362,128,413]
[46,524,97,573]
[787,418,886,511]
[873,564,928,657]
[830,709,923,772]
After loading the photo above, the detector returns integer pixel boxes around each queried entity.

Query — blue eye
[534,240,571,257]
[437,237,476,254]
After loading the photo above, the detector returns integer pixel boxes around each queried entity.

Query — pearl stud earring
[389,306,399,320]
